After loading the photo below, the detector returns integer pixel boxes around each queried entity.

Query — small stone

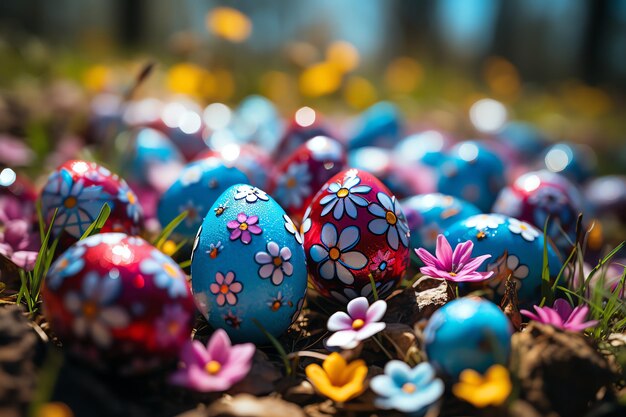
[205,394,306,417]
[386,278,451,327]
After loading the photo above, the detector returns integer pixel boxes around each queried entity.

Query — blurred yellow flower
[384,57,423,94]
[452,364,512,408]
[167,63,214,98]
[206,7,251,42]
[161,239,178,257]
[344,76,377,109]
[83,65,111,92]
[299,62,343,97]
[36,402,74,417]
[305,352,367,403]
[326,41,359,73]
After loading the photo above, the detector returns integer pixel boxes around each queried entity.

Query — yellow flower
[452,365,512,408]
[305,352,367,403]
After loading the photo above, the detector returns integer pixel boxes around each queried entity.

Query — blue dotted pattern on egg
[191,184,308,344]
[445,214,562,308]
[157,160,249,238]
[401,193,481,254]
[437,142,505,212]
[423,297,512,377]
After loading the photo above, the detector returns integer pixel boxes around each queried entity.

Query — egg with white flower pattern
[190,184,307,344]
[445,214,562,308]
[41,233,194,374]
[157,158,249,239]
[40,160,143,247]
[303,169,411,304]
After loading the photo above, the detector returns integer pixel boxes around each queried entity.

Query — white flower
[255,241,294,285]
[507,218,539,242]
[487,253,529,295]
[179,164,203,186]
[309,223,368,285]
[300,206,312,236]
[234,185,269,203]
[117,185,142,223]
[319,175,371,220]
[283,214,303,245]
[64,272,130,348]
[275,162,312,209]
[464,214,506,231]
[140,250,188,298]
[367,192,409,250]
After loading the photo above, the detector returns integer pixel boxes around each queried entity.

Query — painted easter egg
[273,119,332,163]
[445,214,562,308]
[401,193,481,254]
[348,102,402,150]
[424,297,512,377]
[493,170,585,253]
[497,122,547,163]
[157,158,249,239]
[191,184,307,344]
[540,142,596,184]
[585,176,626,223]
[40,160,143,242]
[437,141,505,212]
[120,127,184,187]
[302,169,410,304]
[42,233,194,374]
[271,135,346,221]
[393,130,450,168]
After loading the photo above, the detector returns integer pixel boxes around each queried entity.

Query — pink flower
[326,297,387,349]
[369,249,395,278]
[209,271,243,306]
[521,299,599,332]
[170,329,255,392]
[0,219,39,271]
[414,234,493,283]
[227,212,262,244]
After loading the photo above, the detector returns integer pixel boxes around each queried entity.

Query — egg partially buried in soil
[302,169,411,304]
[401,193,481,254]
[157,158,249,239]
[191,184,307,344]
[445,214,562,308]
[424,297,512,377]
[40,160,143,243]
[42,233,195,374]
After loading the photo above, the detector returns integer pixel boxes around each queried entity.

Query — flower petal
[326,330,358,349]
[355,322,385,340]
[327,311,353,331]
[347,297,370,319]
[435,235,453,268]
[365,300,387,323]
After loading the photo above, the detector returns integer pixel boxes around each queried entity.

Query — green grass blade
[540,216,551,307]
[252,318,291,375]
[79,203,111,240]
[368,273,379,301]
[154,211,188,248]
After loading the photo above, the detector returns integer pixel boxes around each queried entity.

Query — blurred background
[0,0,625,174]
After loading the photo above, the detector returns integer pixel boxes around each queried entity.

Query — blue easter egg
[348,102,402,150]
[540,143,596,184]
[124,128,184,185]
[393,130,448,167]
[191,184,308,344]
[497,122,547,162]
[424,297,512,377]
[157,159,249,238]
[445,214,562,308]
[401,193,481,254]
[437,141,505,211]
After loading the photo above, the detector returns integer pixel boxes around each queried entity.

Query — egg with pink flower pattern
[303,169,410,304]
[191,184,308,344]
[42,233,194,374]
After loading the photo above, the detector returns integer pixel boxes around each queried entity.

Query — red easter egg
[42,233,195,374]
[270,136,346,221]
[40,160,143,247]
[302,169,410,303]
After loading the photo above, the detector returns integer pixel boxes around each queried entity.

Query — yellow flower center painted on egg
[271,300,282,311]
[273,257,283,267]
[329,247,341,261]
[82,301,98,319]
[352,318,365,330]
[385,211,397,225]
[163,263,178,278]
[205,360,221,375]
[64,196,78,209]
[220,284,229,294]
[239,222,248,231]
[336,188,349,198]
[126,191,136,205]
[287,177,297,188]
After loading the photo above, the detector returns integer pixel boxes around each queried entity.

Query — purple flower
[170,329,255,392]
[0,219,39,271]
[414,234,493,283]
[521,299,599,332]
[0,195,34,224]
[227,212,262,244]
[326,297,387,349]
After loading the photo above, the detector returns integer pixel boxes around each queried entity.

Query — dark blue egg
[539,143,596,184]
[191,184,307,343]
[393,130,449,167]
[123,128,184,186]
[424,297,512,377]
[157,159,249,238]
[497,122,547,162]
[445,214,562,308]
[348,102,402,150]
[437,141,505,211]
[401,193,481,254]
